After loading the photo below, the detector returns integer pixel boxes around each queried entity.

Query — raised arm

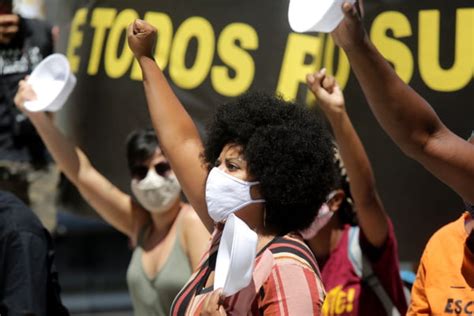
[14,81,146,239]
[127,20,213,232]
[307,69,388,247]
[331,2,474,203]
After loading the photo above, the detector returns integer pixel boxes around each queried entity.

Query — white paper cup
[24,54,76,112]
[288,0,356,33]
[214,214,258,297]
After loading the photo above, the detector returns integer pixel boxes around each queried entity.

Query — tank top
[126,222,192,316]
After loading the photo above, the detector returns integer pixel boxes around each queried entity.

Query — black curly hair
[203,92,337,235]
[125,127,160,174]
[332,147,358,226]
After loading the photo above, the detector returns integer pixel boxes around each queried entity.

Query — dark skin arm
[331,2,474,203]
[127,20,214,232]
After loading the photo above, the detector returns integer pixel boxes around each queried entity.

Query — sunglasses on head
[131,161,171,180]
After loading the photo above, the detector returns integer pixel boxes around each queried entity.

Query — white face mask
[131,168,181,214]
[300,191,338,240]
[205,167,265,223]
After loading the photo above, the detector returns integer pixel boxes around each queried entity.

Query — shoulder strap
[347,226,401,316]
[348,226,363,277]
[137,221,152,247]
[268,236,320,275]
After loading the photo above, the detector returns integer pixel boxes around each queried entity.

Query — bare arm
[307,70,388,247]
[14,81,147,238]
[331,2,474,203]
[127,20,213,232]
[181,207,210,270]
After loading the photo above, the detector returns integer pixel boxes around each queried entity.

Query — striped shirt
[170,226,325,315]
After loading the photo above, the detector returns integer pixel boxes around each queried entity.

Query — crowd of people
[1,0,473,315]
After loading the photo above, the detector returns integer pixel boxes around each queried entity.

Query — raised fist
[127,19,157,59]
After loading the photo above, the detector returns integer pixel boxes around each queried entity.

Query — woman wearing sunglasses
[13,83,210,316]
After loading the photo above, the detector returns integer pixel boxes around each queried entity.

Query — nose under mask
[131,168,181,214]
[205,167,265,223]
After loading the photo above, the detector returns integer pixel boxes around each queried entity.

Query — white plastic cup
[24,54,77,112]
[214,214,258,297]
[288,0,356,33]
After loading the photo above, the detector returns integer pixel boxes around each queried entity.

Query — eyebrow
[225,157,244,163]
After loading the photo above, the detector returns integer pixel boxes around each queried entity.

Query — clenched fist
[127,19,157,59]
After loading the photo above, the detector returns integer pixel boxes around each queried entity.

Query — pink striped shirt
[171,226,325,315]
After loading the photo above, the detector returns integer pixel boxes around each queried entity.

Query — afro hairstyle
[203,92,337,235]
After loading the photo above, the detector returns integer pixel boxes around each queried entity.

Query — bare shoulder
[178,203,209,239]
[129,201,151,246]
[179,203,204,226]
[177,203,210,269]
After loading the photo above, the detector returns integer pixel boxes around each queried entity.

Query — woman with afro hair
[128,19,337,315]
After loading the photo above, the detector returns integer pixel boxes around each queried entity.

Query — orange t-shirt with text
[408,213,474,315]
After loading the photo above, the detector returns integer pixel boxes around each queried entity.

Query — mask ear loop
[325,190,339,206]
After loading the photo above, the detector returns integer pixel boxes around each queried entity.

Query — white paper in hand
[214,214,258,297]
[24,54,76,112]
[288,0,356,33]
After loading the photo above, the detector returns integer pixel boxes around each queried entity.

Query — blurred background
[12,0,474,314]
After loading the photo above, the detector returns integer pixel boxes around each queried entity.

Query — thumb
[342,2,360,21]
[134,19,151,36]
[132,19,145,35]
[332,84,343,98]
[306,74,322,94]
[306,69,327,96]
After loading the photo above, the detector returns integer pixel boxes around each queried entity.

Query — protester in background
[128,19,338,315]
[305,70,407,316]
[407,134,474,315]
[331,2,474,314]
[331,2,474,206]
[0,0,58,232]
[0,190,69,316]
[14,84,210,316]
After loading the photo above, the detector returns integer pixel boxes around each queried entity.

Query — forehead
[143,148,167,166]
[219,143,244,158]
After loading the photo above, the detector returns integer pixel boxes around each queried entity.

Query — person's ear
[327,189,345,212]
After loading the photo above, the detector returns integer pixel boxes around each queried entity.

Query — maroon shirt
[320,220,407,315]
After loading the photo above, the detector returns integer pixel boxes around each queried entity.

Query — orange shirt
[408,213,474,315]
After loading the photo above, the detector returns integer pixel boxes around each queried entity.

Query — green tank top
[126,223,192,316]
